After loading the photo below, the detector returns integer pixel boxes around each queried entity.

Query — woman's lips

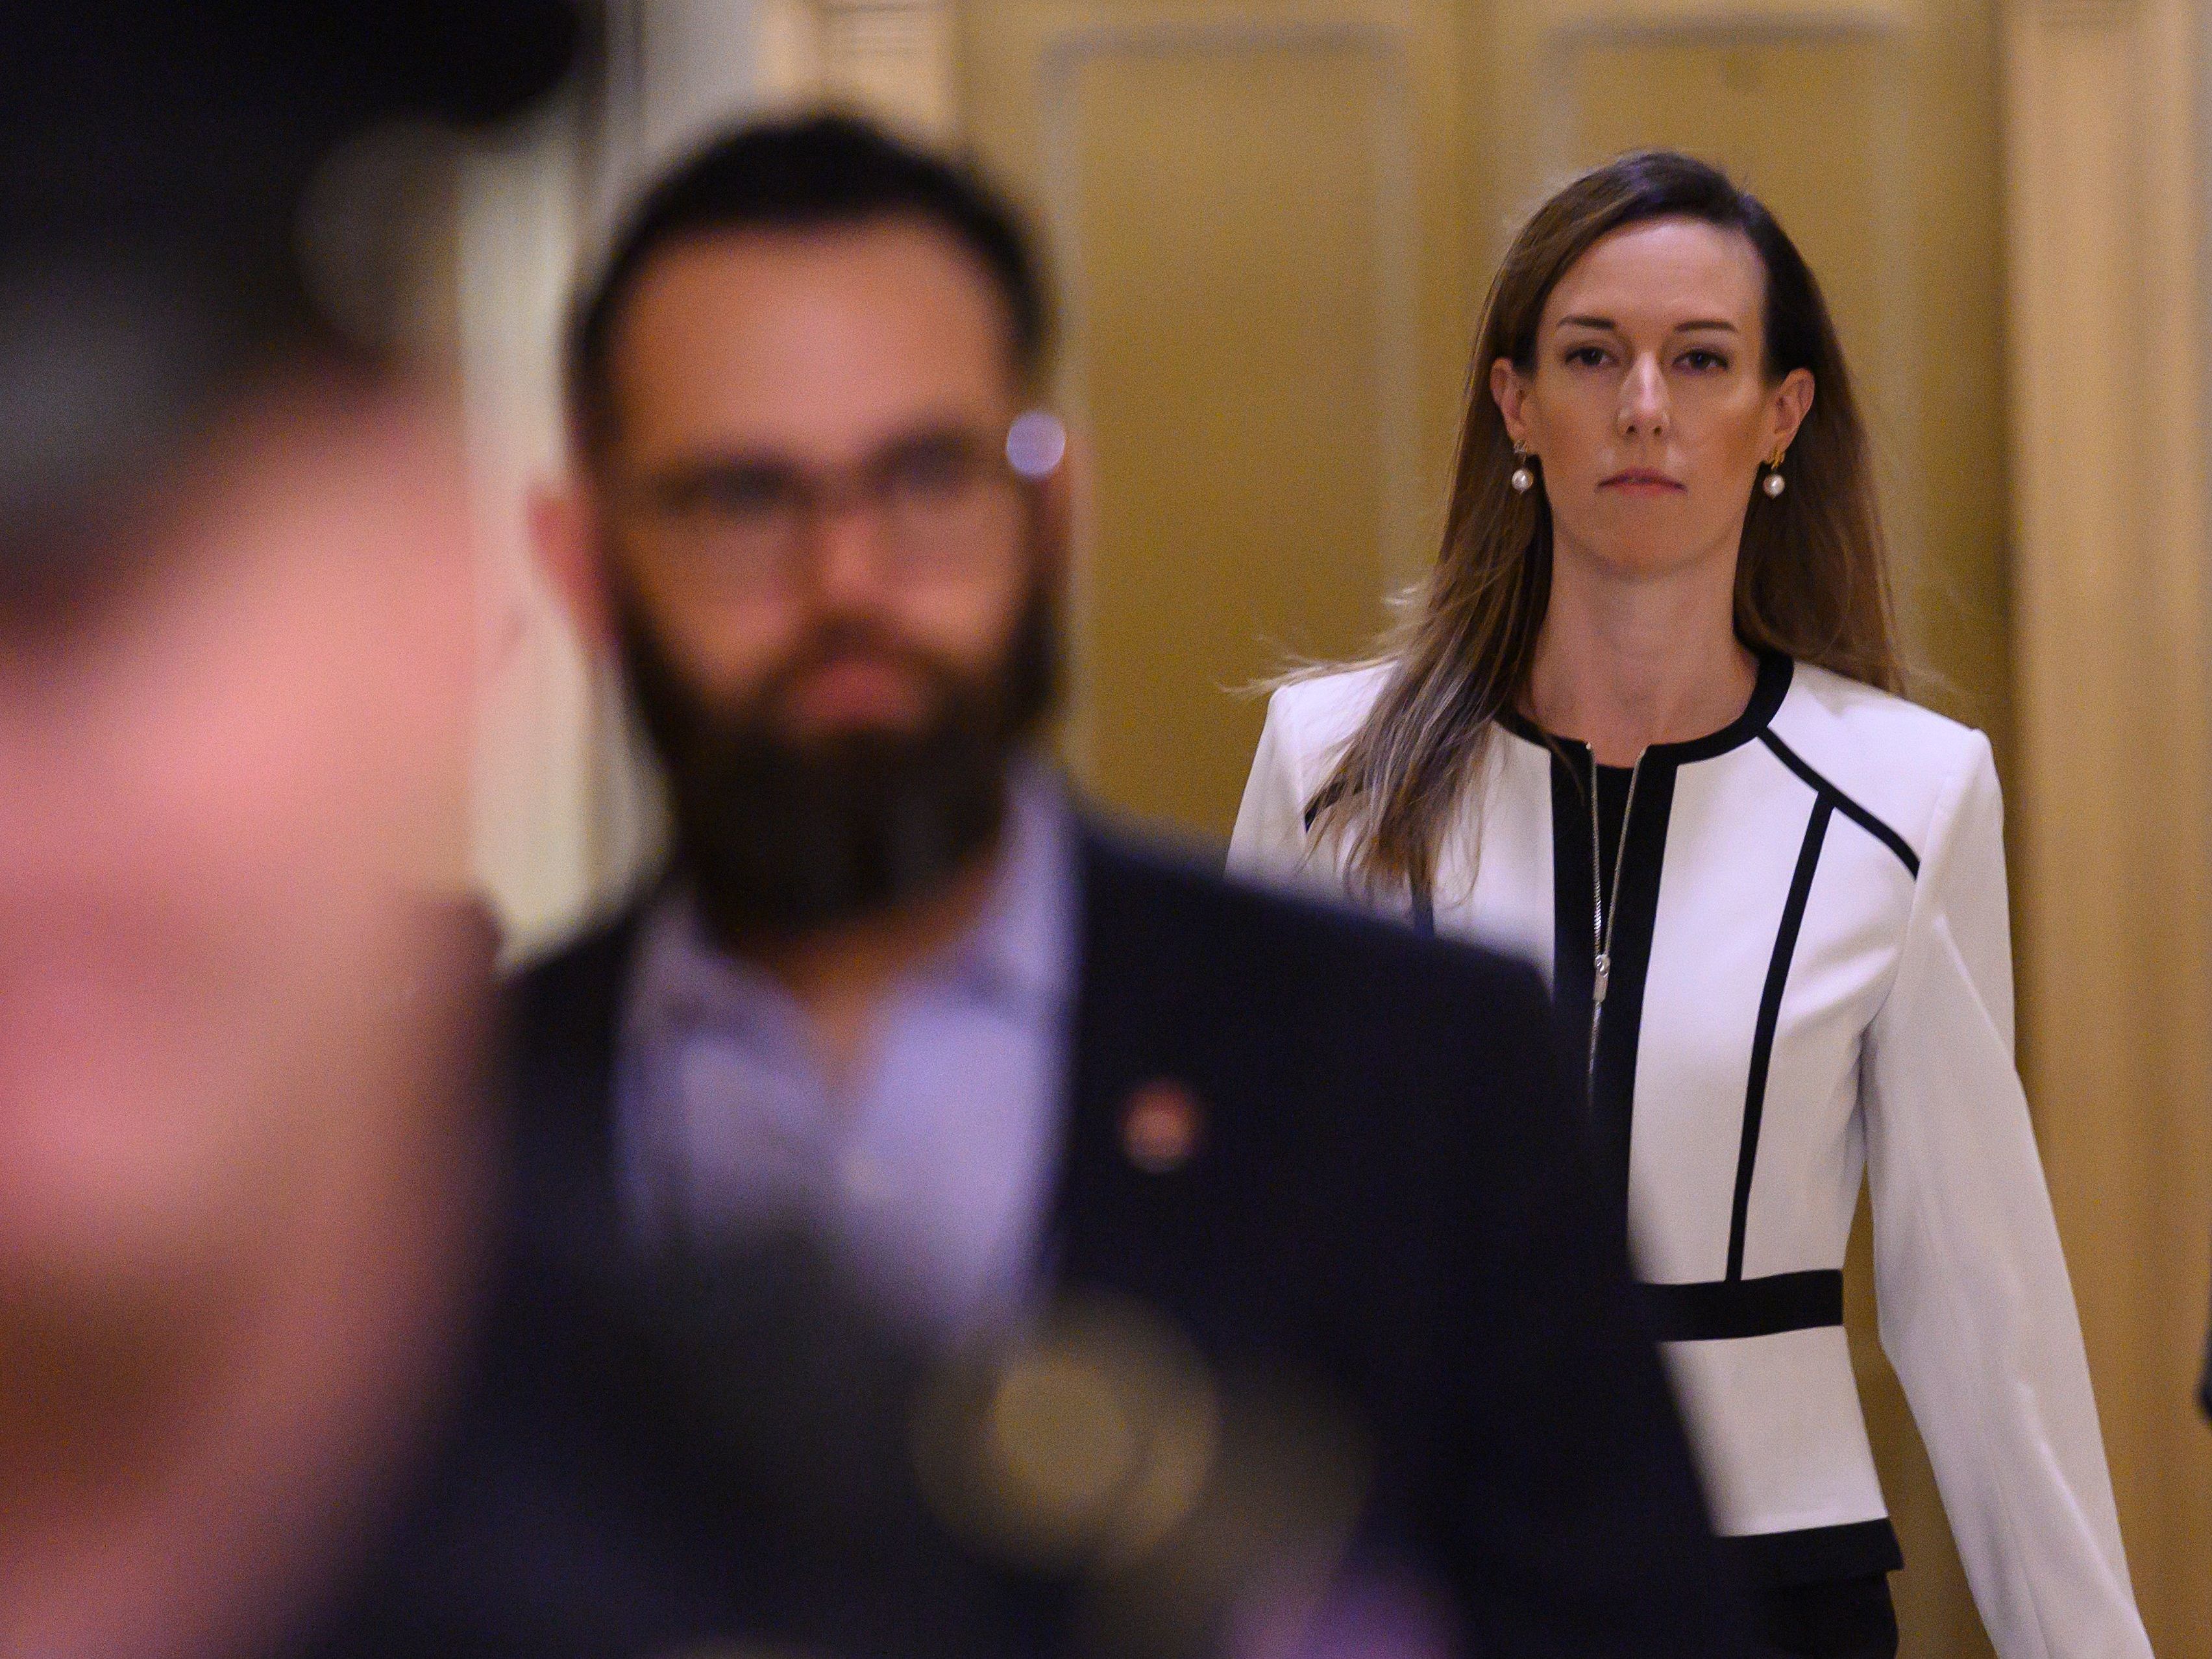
[1600,470,1686,493]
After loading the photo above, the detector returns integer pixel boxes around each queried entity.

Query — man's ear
[1490,356,1532,449]
[528,478,614,654]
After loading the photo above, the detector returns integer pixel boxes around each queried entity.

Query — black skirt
[1755,1573,1899,1659]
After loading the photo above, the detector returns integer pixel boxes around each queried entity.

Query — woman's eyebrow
[1551,314,1742,334]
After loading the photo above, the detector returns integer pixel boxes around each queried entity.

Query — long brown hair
[1309,149,1902,898]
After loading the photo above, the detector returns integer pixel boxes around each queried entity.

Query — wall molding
[2032,0,2137,23]
[1028,15,1421,777]
[1528,13,1902,186]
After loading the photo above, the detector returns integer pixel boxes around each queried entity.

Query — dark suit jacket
[305,825,1751,1659]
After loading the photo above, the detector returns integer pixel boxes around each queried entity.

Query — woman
[1228,152,2150,1658]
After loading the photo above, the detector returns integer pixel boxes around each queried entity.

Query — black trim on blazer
[1497,650,1795,763]
[1548,750,1677,1219]
[1758,730,1919,878]
[1593,761,1673,1225]
[1725,1518,1904,1589]
[1601,761,1663,1229]
[1640,1268,1843,1342]
[1549,748,1596,1088]
[1727,798,1832,1283]
[1508,652,1794,1212]
[1362,650,1794,932]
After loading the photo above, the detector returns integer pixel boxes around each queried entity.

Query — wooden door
[961,0,1471,843]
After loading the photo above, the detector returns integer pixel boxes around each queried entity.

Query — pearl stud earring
[1510,447,1535,494]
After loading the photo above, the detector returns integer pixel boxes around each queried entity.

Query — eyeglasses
[622,412,1066,600]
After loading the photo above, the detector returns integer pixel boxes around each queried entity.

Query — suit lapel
[1047,831,1225,1310]
[502,908,645,1290]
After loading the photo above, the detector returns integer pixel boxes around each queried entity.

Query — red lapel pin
[1121,1078,1205,1174]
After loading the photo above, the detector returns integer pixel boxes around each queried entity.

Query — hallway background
[455,5,2212,1652]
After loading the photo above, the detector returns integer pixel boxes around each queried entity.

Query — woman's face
[1491,216,1814,584]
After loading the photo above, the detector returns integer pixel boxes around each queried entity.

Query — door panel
[962,1,1468,843]
[1061,42,1392,831]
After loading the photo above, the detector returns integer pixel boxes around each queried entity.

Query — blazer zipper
[1589,750,1645,1101]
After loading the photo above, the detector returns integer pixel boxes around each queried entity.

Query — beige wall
[2004,1,2212,1650]
[460,96,605,958]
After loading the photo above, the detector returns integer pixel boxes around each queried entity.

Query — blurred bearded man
[518,112,1755,1658]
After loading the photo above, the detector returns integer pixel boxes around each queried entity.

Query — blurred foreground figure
[0,8,575,1657]
[517,112,1754,1658]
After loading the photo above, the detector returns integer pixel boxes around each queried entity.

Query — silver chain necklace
[1588,750,1647,1098]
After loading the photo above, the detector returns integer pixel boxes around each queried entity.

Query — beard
[617,579,1059,946]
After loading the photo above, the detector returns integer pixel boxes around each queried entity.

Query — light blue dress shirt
[616,763,1081,1338]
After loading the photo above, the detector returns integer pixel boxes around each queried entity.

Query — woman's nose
[1617,354,1669,437]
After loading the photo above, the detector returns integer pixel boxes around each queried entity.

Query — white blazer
[1229,652,2150,1659]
